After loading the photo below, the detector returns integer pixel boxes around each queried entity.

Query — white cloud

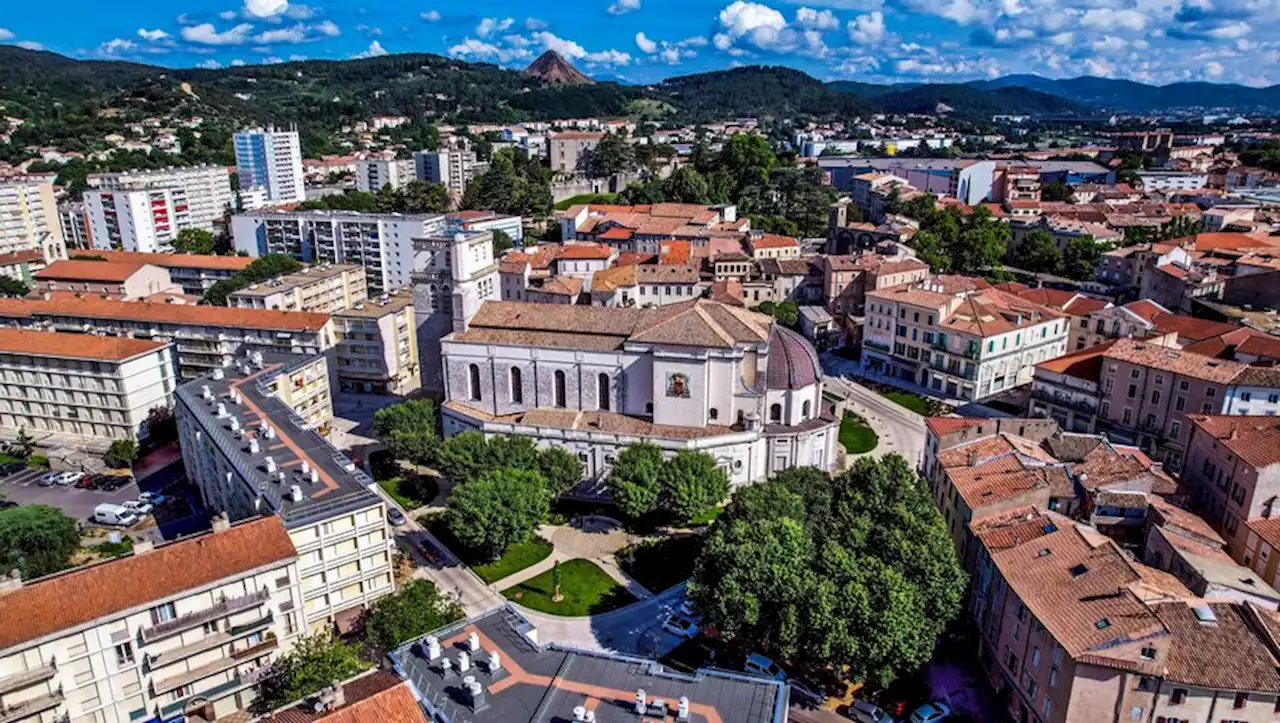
[898,0,982,24]
[1048,31,1074,45]
[284,4,313,19]
[181,22,254,45]
[1205,60,1224,77]
[1084,57,1116,76]
[796,6,840,28]
[533,30,587,58]
[137,28,171,41]
[420,10,441,21]
[447,37,532,62]
[1080,8,1149,30]
[608,0,642,14]
[714,0,829,54]
[718,1,788,39]
[635,31,658,53]
[230,58,246,66]
[476,17,514,38]
[0,28,13,41]
[678,35,709,46]
[847,11,885,43]
[525,17,549,29]
[15,40,43,50]
[355,24,383,35]
[98,38,137,55]
[587,49,632,65]
[263,55,284,63]
[289,53,307,60]
[244,0,288,18]
[314,20,340,36]
[197,58,222,69]
[352,40,389,58]
[1091,34,1127,53]
[255,24,309,43]
[503,34,531,47]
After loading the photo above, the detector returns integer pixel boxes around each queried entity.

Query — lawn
[619,534,705,593]
[881,390,930,415]
[471,538,554,585]
[839,413,879,454]
[377,475,438,511]
[553,193,619,211]
[503,558,637,616]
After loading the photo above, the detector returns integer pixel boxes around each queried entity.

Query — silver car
[849,701,897,723]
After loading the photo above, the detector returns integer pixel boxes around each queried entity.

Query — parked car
[908,702,952,723]
[662,613,699,639]
[849,701,897,723]
[38,472,61,487]
[744,653,787,681]
[122,500,154,516]
[388,508,407,526]
[56,472,84,486]
[0,500,17,510]
[0,462,25,476]
[788,679,824,709]
[136,491,166,505]
[93,503,138,527]
[99,476,130,491]
[679,599,697,617]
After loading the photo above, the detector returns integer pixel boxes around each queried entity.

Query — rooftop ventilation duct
[290,484,304,502]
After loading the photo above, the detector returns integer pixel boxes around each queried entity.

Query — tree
[1012,230,1062,274]
[908,230,951,273]
[492,229,515,256]
[663,166,710,204]
[606,443,665,519]
[203,254,303,306]
[385,430,438,469]
[373,399,438,439]
[0,277,29,297]
[172,228,217,255]
[757,300,799,327]
[537,446,583,498]
[0,505,81,580]
[397,181,451,214]
[1060,235,1104,281]
[949,205,1010,274]
[659,450,730,522]
[8,428,33,459]
[104,439,138,469]
[588,131,635,178]
[144,406,177,444]
[446,468,550,560]
[258,633,368,711]
[689,455,966,685]
[434,431,491,485]
[1040,180,1070,202]
[363,580,464,652]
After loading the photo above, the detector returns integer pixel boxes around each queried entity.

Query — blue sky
[1,0,1276,86]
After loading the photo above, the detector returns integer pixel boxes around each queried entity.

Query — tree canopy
[374,399,440,468]
[1011,230,1062,274]
[898,198,1010,275]
[297,180,451,214]
[605,443,665,519]
[258,633,368,712]
[0,505,82,580]
[606,444,729,522]
[445,468,550,560]
[461,149,552,220]
[363,579,464,652]
[203,254,303,306]
[689,455,966,685]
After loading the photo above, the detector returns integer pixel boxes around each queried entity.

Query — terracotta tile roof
[1120,300,1167,324]
[589,265,637,292]
[758,257,813,276]
[0,517,295,651]
[1149,496,1223,545]
[946,456,1049,509]
[551,131,605,141]
[36,259,151,283]
[559,243,614,260]
[751,233,799,250]
[707,278,744,306]
[597,226,634,241]
[1174,232,1280,251]
[939,288,1065,337]
[925,416,986,437]
[635,264,699,284]
[1074,443,1164,491]
[971,506,1065,552]
[937,434,1018,468]
[1102,338,1245,384]
[69,249,254,271]
[262,671,428,723]
[6,295,331,332]
[991,526,1165,661]
[531,276,583,296]
[1035,340,1116,381]
[1246,517,1280,555]
[0,249,43,266]
[1154,602,1280,692]
[0,328,168,361]
[447,400,737,441]
[1185,414,1280,470]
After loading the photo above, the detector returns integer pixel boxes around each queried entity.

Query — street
[822,353,928,469]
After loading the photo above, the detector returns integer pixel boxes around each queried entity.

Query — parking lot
[0,468,139,523]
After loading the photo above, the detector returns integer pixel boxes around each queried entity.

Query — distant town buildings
[0,174,65,257]
[355,158,415,193]
[234,126,306,206]
[414,149,478,196]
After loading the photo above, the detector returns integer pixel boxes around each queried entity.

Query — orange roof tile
[558,243,614,260]
[0,328,168,361]
[925,416,987,437]
[70,249,255,272]
[4,295,331,332]
[752,233,800,250]
[262,672,428,723]
[1186,414,1280,470]
[36,260,149,283]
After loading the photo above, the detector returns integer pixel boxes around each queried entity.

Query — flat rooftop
[175,350,380,529]
[816,157,1112,175]
[391,608,788,723]
[334,290,414,319]
[229,264,363,298]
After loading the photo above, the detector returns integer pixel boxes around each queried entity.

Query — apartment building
[234,127,305,205]
[228,264,367,314]
[1182,415,1280,559]
[444,210,523,245]
[355,159,414,193]
[747,233,801,260]
[820,253,929,345]
[0,296,334,380]
[333,291,420,396]
[0,175,64,256]
[175,351,395,632]
[230,210,445,295]
[68,249,254,297]
[863,276,1070,402]
[414,149,477,196]
[0,515,301,723]
[549,131,604,174]
[83,188,181,253]
[1029,342,1115,433]
[88,165,234,233]
[0,329,175,451]
[0,250,51,286]
[1096,339,1280,471]
[57,201,90,250]
[34,260,180,300]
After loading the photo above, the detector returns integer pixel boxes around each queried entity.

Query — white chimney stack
[424,635,441,660]
[216,403,228,418]
[678,697,690,721]
[265,456,277,474]
[290,484,304,502]
[467,631,480,652]
[457,651,471,673]
[636,689,647,715]
[573,707,587,722]
[301,460,311,476]
[309,469,319,485]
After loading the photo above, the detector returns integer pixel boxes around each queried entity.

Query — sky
[1,0,1277,87]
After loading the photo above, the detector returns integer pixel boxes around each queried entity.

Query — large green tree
[373,399,438,439]
[258,633,368,711]
[659,450,730,522]
[395,181,452,214]
[446,468,550,560]
[203,254,302,306]
[0,505,81,580]
[589,131,636,178]
[689,455,966,685]
[606,443,665,519]
[663,166,710,204]
[1060,235,1104,281]
[363,580,464,652]
[537,446,584,498]
[172,228,217,255]
[1012,230,1062,274]
[434,431,492,485]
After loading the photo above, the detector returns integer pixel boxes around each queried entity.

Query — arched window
[510,367,523,404]
[709,408,719,420]
[554,370,567,408]
[770,403,782,423]
[597,373,610,411]
[802,400,811,419]
[468,363,481,401]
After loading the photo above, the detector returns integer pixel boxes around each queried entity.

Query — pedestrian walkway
[487,517,655,600]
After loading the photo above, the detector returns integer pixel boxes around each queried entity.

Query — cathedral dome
[766,325,821,390]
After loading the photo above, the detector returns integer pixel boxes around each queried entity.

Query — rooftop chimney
[249,438,260,455]
[264,456,277,474]
[309,470,319,485]
[290,484,304,502]
[211,512,231,533]
[301,460,310,476]
[216,403,228,419]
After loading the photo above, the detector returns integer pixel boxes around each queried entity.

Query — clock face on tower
[666,372,690,399]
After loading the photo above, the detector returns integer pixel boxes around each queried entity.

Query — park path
[487,519,655,600]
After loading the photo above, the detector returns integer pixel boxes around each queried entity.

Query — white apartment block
[355,159,415,193]
[0,175,64,256]
[862,276,1071,401]
[89,165,233,233]
[333,291,421,396]
[228,264,368,314]
[230,210,445,295]
[84,189,179,253]
[175,351,395,632]
[0,329,175,451]
[234,127,305,205]
[414,150,477,196]
[58,201,90,250]
[0,516,303,723]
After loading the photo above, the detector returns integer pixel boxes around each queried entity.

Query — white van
[94,503,138,527]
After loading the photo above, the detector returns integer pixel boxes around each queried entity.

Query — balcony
[0,690,63,723]
[0,663,57,696]
[150,635,278,696]
[145,613,273,669]
[140,589,270,645]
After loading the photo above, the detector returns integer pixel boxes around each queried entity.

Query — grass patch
[503,558,636,616]
[472,538,554,585]
[881,391,930,415]
[554,193,619,211]
[839,413,879,454]
[619,534,705,593]
[378,475,438,511]
[689,506,724,526]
